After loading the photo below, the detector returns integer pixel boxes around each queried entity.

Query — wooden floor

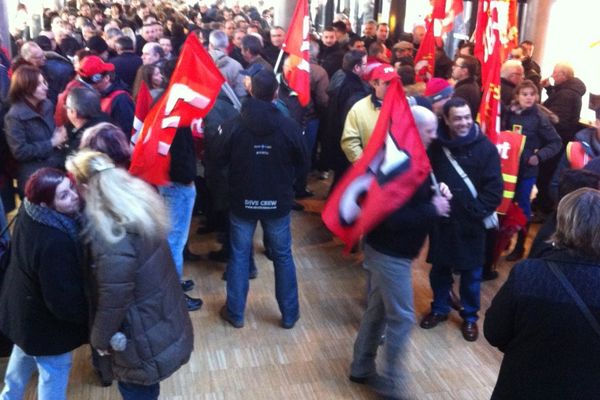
[1,175,533,399]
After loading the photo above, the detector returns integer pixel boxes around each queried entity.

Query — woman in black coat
[0,168,87,400]
[485,187,600,400]
[4,65,67,195]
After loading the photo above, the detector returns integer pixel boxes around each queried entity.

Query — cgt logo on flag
[339,134,411,226]
[322,79,431,250]
[129,33,225,186]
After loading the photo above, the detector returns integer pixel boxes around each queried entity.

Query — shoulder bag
[442,147,499,229]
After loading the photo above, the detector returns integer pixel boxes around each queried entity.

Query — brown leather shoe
[461,321,479,341]
[419,312,448,329]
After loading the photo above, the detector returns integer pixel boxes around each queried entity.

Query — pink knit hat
[425,78,453,103]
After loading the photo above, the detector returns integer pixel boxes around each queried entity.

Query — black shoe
[291,201,305,211]
[208,249,229,263]
[181,279,195,292]
[183,247,202,262]
[185,294,203,311]
[219,305,244,328]
[461,321,479,341]
[295,189,314,199]
[281,314,299,329]
[420,312,448,329]
[482,270,499,281]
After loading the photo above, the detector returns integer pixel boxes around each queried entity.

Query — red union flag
[281,0,310,106]
[131,80,152,142]
[475,0,502,142]
[414,18,435,82]
[129,34,225,185]
[321,79,431,250]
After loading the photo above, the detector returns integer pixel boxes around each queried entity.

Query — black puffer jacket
[543,77,587,143]
[88,231,193,385]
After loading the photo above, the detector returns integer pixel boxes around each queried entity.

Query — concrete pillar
[0,0,10,58]
[274,0,298,31]
[520,0,552,67]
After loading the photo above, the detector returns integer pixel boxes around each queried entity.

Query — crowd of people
[0,1,599,399]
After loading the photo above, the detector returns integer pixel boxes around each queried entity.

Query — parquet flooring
[0,175,533,399]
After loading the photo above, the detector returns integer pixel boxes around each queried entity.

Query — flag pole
[273,48,285,74]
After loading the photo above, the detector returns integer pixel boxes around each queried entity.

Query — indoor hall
[0,176,518,400]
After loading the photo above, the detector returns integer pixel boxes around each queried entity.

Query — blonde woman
[66,150,193,399]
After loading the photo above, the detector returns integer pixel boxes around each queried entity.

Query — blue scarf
[23,198,81,241]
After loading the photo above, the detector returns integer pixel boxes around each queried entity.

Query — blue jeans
[0,345,72,400]
[350,245,414,397]
[225,212,299,325]
[429,264,482,322]
[118,381,160,400]
[159,182,196,279]
[514,176,536,221]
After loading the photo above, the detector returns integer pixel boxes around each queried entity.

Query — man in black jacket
[217,70,308,329]
[349,106,451,398]
[451,55,481,117]
[421,97,503,342]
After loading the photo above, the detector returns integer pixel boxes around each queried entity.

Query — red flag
[281,0,310,106]
[432,0,447,19]
[414,19,436,82]
[475,1,502,143]
[442,0,464,34]
[506,0,519,55]
[129,34,225,185]
[131,80,152,143]
[321,79,431,250]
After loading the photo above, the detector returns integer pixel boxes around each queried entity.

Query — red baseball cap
[370,64,397,82]
[78,56,114,79]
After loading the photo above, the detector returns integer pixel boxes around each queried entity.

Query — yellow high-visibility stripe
[503,190,514,198]
[502,173,517,183]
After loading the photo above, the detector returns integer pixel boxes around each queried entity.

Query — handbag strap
[547,260,600,339]
[442,146,478,199]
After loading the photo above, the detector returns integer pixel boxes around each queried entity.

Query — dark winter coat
[484,250,600,400]
[453,77,481,118]
[500,77,517,108]
[203,92,239,212]
[366,179,438,259]
[67,113,111,151]
[543,77,587,143]
[317,42,345,78]
[218,97,308,220]
[502,104,562,179]
[0,206,88,356]
[427,124,503,268]
[88,231,193,385]
[100,80,135,137]
[322,71,371,172]
[4,100,65,193]
[43,51,75,104]
[110,52,143,91]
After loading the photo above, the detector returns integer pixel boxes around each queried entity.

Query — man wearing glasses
[451,55,481,117]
